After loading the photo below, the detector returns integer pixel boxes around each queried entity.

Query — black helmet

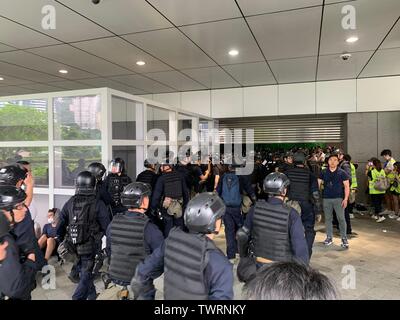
[0,185,27,211]
[121,182,152,209]
[160,157,173,167]
[263,172,290,196]
[184,192,226,234]
[88,162,106,181]
[75,171,96,196]
[144,158,157,168]
[293,151,306,164]
[109,158,125,174]
[0,165,27,186]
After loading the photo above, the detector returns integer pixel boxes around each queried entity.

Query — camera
[92,0,101,4]
[340,53,352,61]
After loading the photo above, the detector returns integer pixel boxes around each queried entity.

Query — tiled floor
[32,213,400,300]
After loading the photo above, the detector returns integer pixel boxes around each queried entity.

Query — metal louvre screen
[218,114,344,144]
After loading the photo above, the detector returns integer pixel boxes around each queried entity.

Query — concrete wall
[141,75,400,118]
[347,111,400,203]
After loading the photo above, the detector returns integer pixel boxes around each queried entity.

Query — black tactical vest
[136,170,156,189]
[252,200,293,262]
[163,171,183,199]
[107,174,131,207]
[285,166,311,201]
[109,213,148,285]
[164,227,219,300]
[68,195,99,256]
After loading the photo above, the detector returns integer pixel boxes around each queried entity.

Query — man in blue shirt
[318,154,350,249]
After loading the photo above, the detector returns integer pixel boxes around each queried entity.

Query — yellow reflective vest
[369,169,386,195]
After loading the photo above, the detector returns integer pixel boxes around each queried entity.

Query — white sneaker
[371,215,379,220]
[349,214,355,219]
[380,210,391,216]
[397,217,400,222]
[377,216,386,223]
[388,213,397,219]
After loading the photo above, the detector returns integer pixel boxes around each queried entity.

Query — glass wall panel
[147,105,169,141]
[112,96,143,140]
[30,194,50,232]
[53,95,101,140]
[54,146,102,188]
[54,195,72,212]
[0,147,49,186]
[0,99,48,141]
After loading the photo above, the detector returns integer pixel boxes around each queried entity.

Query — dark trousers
[223,206,243,259]
[371,194,384,214]
[299,201,315,258]
[72,255,96,300]
[162,211,184,238]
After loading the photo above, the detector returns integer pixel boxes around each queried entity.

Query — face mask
[48,218,54,224]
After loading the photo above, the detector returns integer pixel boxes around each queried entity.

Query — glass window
[112,146,137,180]
[53,95,101,140]
[29,194,50,230]
[0,99,48,141]
[112,96,143,140]
[54,195,72,211]
[147,105,170,141]
[0,147,49,187]
[178,113,193,142]
[54,146,102,188]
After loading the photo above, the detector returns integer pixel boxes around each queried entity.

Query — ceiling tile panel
[0,51,94,80]
[0,17,60,49]
[28,44,132,76]
[248,7,321,60]
[73,37,172,73]
[58,0,172,35]
[181,19,264,65]
[381,20,400,49]
[222,62,276,86]
[359,48,400,78]
[237,0,322,16]
[317,51,373,80]
[182,67,240,89]
[269,57,317,83]
[0,61,63,82]
[145,70,206,91]
[123,28,216,69]
[148,0,241,25]
[109,74,175,93]
[0,0,112,42]
[320,0,400,55]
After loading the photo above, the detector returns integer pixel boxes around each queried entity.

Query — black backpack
[68,196,97,246]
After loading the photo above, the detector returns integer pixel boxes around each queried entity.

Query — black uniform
[0,234,37,300]
[284,165,319,257]
[105,211,163,290]
[104,174,132,215]
[135,227,233,300]
[57,195,110,300]
[136,169,159,192]
[150,170,189,237]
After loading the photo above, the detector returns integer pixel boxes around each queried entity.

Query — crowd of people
[0,145,398,300]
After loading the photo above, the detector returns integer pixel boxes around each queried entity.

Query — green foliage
[0,104,48,141]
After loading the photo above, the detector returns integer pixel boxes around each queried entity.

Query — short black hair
[343,154,351,162]
[380,149,392,157]
[327,154,339,161]
[245,261,338,300]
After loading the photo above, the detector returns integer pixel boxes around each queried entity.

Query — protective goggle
[109,162,123,174]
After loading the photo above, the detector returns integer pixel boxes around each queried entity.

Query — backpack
[221,173,241,207]
[68,196,97,246]
[374,176,389,192]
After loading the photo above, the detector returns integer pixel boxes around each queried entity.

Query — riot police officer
[57,171,110,300]
[104,158,132,216]
[237,172,309,282]
[0,165,45,270]
[132,192,233,300]
[0,186,37,300]
[150,158,189,237]
[104,182,164,299]
[284,151,321,257]
[136,159,159,191]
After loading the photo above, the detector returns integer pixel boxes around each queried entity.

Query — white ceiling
[0,0,398,96]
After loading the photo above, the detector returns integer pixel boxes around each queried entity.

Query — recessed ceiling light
[136,61,146,66]
[0,77,4,81]
[59,69,68,74]
[228,49,239,56]
[346,36,359,43]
